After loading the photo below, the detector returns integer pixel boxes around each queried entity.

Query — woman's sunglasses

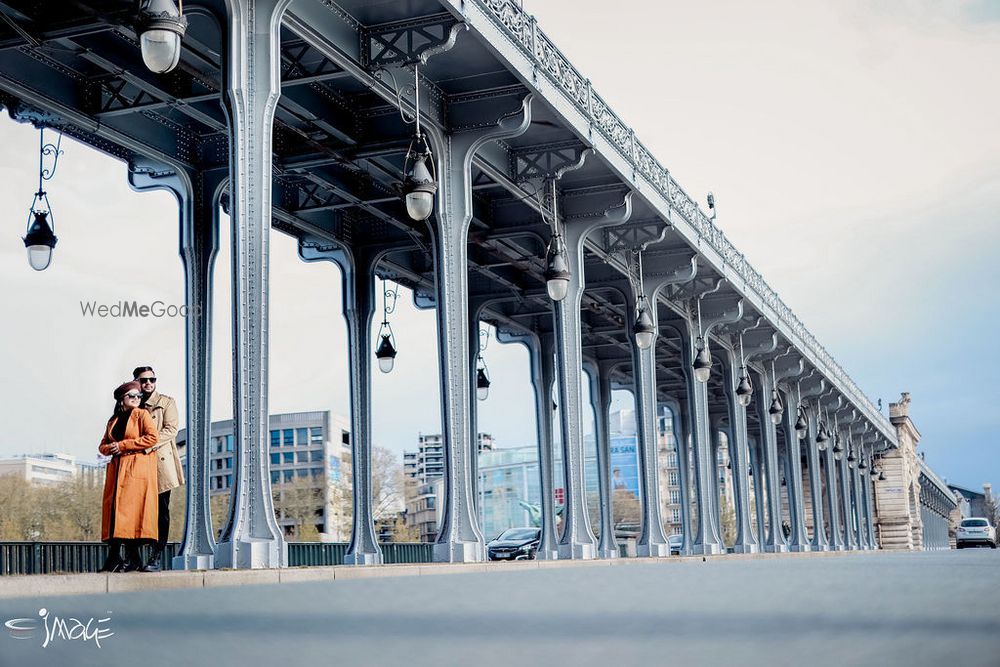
[123,392,143,400]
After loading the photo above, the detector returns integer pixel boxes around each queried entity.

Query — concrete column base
[558,542,597,560]
[597,547,619,559]
[173,554,214,570]
[730,544,760,554]
[214,538,287,569]
[637,543,669,558]
[788,544,812,553]
[536,548,560,561]
[344,552,383,566]
[763,544,789,554]
[690,543,724,556]
[433,541,484,563]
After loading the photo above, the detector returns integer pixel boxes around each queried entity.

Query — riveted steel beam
[214,0,292,570]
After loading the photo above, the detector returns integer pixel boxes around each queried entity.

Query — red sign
[554,487,564,504]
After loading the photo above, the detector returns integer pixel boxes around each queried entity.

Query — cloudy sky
[0,0,997,490]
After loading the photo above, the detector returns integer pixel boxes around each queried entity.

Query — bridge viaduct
[0,0,957,568]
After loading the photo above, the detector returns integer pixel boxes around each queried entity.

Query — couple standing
[98,366,184,573]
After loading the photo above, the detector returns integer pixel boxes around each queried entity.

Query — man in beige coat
[134,365,183,571]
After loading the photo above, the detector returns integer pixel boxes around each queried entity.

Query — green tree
[720,500,737,548]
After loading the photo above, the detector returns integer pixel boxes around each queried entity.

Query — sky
[0,0,997,491]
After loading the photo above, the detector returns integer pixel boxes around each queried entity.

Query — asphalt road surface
[1,549,998,667]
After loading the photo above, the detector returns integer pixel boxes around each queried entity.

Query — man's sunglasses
[138,377,157,384]
[123,392,143,400]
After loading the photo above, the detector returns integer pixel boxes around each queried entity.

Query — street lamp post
[22,128,63,271]
[374,278,399,373]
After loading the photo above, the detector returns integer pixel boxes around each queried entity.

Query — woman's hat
[113,380,141,400]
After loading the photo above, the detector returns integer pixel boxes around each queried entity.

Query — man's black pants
[157,489,171,555]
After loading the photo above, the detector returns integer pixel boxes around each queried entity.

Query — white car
[956,518,997,549]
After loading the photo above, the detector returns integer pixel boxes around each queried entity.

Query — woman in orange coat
[98,380,160,572]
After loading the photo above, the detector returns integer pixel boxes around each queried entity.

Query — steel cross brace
[362,14,468,69]
[511,140,590,183]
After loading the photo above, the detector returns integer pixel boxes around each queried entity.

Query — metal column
[297,243,383,565]
[128,160,224,570]
[552,193,632,559]
[838,447,855,550]
[499,330,560,558]
[426,96,534,563]
[721,346,756,553]
[215,0,292,569]
[663,398,693,556]
[753,369,788,552]
[780,396,810,552]
[584,359,619,559]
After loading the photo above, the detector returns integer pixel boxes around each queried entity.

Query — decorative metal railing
[0,542,435,575]
[476,0,892,437]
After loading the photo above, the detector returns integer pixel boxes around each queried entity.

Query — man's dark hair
[133,365,155,378]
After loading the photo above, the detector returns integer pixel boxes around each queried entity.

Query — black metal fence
[0,541,435,575]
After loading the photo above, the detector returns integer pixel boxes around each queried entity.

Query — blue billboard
[609,434,640,496]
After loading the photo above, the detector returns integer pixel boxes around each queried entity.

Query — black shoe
[100,559,127,573]
[141,553,162,572]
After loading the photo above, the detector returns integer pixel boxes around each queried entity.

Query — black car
[487,527,541,561]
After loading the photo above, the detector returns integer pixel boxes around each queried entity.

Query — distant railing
[475,0,892,438]
[0,542,435,575]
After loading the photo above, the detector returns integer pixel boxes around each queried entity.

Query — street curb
[0,548,888,600]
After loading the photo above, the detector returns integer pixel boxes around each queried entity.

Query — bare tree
[273,475,323,541]
[328,446,409,540]
[56,475,105,540]
[210,492,231,540]
[371,447,406,521]
[0,475,35,540]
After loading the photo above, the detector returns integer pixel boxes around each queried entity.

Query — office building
[0,452,103,487]
[176,410,352,540]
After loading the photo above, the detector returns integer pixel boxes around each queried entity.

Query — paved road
[1,549,997,667]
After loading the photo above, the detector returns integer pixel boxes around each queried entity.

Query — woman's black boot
[123,542,145,572]
[100,540,125,573]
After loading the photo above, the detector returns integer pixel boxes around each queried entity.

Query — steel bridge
[0,0,957,568]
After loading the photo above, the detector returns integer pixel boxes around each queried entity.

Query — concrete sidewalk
[0,548,859,599]
[0,549,996,667]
